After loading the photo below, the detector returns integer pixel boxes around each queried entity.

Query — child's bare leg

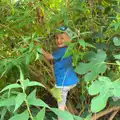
[57,87,70,120]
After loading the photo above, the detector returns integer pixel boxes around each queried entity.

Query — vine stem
[25,100,34,120]
[106,62,119,66]
[20,80,34,120]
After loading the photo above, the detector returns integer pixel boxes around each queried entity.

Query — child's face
[55,33,71,48]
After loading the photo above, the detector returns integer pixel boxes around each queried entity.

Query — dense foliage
[0,0,120,120]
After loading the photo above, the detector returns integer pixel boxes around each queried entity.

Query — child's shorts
[57,85,76,107]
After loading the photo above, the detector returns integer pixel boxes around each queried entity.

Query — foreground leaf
[0,107,7,120]
[27,89,49,108]
[23,79,45,88]
[34,108,46,120]
[9,110,29,120]
[91,91,112,113]
[0,97,15,107]
[0,84,21,93]
[114,54,120,59]
[51,108,74,120]
[14,93,26,112]
[113,37,120,46]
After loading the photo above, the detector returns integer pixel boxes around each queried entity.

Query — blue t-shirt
[52,47,79,87]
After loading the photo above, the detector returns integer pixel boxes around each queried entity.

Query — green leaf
[0,84,21,93]
[9,110,29,120]
[84,72,98,82]
[28,81,45,87]
[23,79,45,88]
[35,53,40,61]
[91,60,107,75]
[78,39,86,48]
[27,89,49,108]
[114,54,120,59]
[91,91,112,113]
[25,54,32,65]
[89,77,114,112]
[75,50,107,82]
[22,79,30,88]
[116,61,120,65]
[83,51,96,61]
[113,37,120,46]
[35,108,46,120]
[0,107,7,120]
[112,80,120,97]
[93,49,106,62]
[36,46,43,54]
[51,108,74,120]
[113,22,120,31]
[63,43,75,58]
[73,115,83,120]
[14,93,26,112]
[98,76,111,83]
[88,81,103,95]
[0,96,15,107]
[75,62,91,75]
[29,42,34,52]
[19,67,24,81]
[84,114,92,120]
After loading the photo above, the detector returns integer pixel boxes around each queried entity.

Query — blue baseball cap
[57,26,78,40]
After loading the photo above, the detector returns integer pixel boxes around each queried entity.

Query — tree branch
[108,110,119,120]
[91,106,120,120]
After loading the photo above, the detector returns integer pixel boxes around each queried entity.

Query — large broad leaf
[51,108,74,120]
[89,76,120,113]
[98,76,111,83]
[0,84,21,93]
[9,110,29,120]
[113,37,120,46]
[0,96,15,107]
[88,81,103,95]
[75,50,107,82]
[83,51,96,61]
[84,72,98,82]
[92,49,106,62]
[91,91,112,113]
[27,89,49,108]
[14,93,26,112]
[34,108,46,120]
[91,60,107,74]
[75,62,91,75]
[112,80,120,97]
[114,54,120,59]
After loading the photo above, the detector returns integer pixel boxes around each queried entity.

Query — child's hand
[41,48,53,60]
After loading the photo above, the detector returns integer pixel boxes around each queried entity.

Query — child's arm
[41,48,53,60]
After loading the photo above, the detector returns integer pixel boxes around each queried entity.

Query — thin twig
[0,23,22,37]
[108,110,119,120]
[91,106,120,120]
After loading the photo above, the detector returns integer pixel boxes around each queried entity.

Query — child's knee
[57,88,70,107]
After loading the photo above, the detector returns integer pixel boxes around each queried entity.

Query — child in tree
[42,26,79,120]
